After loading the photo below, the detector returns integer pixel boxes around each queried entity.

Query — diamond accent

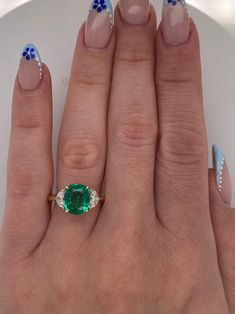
[90,190,100,209]
[56,189,65,209]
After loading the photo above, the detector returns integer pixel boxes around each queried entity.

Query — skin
[0,5,234,314]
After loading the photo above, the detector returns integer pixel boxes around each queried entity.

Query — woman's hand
[0,0,233,313]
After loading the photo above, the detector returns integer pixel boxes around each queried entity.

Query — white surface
[189,0,235,24]
[0,0,235,224]
[0,0,30,17]
[1,0,235,37]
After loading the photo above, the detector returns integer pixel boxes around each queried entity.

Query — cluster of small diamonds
[56,189,65,209]
[90,190,100,208]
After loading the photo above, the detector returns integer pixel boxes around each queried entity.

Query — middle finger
[103,2,158,223]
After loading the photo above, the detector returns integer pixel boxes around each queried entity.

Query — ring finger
[47,1,115,248]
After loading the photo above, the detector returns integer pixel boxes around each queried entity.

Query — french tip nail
[212,144,232,205]
[162,0,190,46]
[85,0,114,49]
[19,43,43,91]
[119,0,150,25]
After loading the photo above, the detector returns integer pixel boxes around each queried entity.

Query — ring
[48,184,105,215]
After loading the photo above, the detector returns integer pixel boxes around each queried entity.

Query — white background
[1,0,235,36]
[0,0,235,224]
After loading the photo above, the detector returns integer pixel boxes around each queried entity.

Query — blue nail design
[22,44,41,62]
[164,0,187,7]
[212,144,226,192]
[90,0,113,17]
[21,44,43,79]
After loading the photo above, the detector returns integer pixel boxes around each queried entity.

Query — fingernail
[212,145,232,205]
[119,0,150,25]
[18,44,43,91]
[85,0,113,49]
[162,0,190,45]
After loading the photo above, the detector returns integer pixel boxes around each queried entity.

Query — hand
[0,1,233,313]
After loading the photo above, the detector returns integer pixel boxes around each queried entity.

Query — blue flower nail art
[164,0,186,7]
[22,47,36,60]
[212,144,226,192]
[90,0,113,17]
[92,0,107,13]
[22,44,41,62]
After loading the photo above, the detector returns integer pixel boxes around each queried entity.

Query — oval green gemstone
[63,184,91,215]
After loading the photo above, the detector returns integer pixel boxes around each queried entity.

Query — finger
[155,3,209,230]
[209,147,235,312]
[47,2,115,246]
[103,3,158,222]
[3,44,53,258]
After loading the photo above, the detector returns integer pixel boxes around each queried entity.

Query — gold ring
[48,184,105,215]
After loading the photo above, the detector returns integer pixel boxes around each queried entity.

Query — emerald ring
[48,184,104,215]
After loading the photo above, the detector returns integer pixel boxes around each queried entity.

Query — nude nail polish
[213,145,232,205]
[85,0,113,49]
[119,0,150,25]
[162,0,190,45]
[18,44,43,91]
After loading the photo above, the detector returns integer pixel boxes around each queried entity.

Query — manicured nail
[119,0,150,25]
[212,145,232,205]
[162,0,190,45]
[18,44,43,91]
[85,0,113,49]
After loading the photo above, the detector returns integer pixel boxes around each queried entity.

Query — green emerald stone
[64,184,91,215]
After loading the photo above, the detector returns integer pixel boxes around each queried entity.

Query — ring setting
[49,184,103,215]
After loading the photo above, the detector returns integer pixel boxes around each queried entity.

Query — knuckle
[116,45,153,67]
[8,167,43,198]
[116,51,152,67]
[157,41,200,85]
[60,137,101,171]
[157,65,197,86]
[72,69,108,88]
[111,116,157,151]
[116,54,151,67]
[13,103,44,130]
[159,123,207,166]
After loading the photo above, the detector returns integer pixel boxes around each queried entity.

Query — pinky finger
[2,44,53,259]
[209,145,235,312]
